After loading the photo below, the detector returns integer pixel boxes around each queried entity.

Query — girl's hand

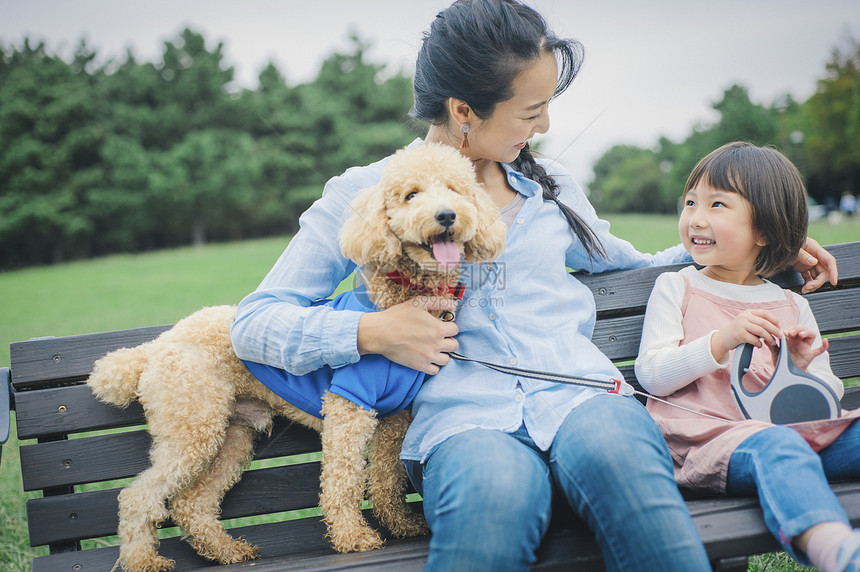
[782,326,829,370]
[357,296,459,375]
[710,309,782,363]
[794,237,838,294]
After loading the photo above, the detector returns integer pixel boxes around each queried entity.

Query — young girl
[636,141,860,572]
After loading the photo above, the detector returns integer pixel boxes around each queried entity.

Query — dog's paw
[189,535,261,564]
[218,538,261,564]
[329,527,385,553]
[119,554,175,572]
[388,511,429,538]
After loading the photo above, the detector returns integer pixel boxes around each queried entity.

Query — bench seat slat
[31,516,338,572]
[30,482,860,572]
[30,510,427,572]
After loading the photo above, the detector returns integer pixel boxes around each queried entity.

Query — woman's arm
[231,152,460,376]
[634,272,725,396]
[546,163,839,287]
[547,168,690,272]
[790,294,844,398]
[795,237,838,293]
[231,179,363,375]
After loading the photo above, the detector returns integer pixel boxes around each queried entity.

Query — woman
[231,1,837,570]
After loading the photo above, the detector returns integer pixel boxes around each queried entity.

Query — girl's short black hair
[412,0,604,260]
[684,142,808,277]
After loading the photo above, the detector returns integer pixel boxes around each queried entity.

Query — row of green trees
[0,30,418,268]
[1,30,857,269]
[589,36,860,214]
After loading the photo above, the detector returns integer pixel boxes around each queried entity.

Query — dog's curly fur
[87,143,506,572]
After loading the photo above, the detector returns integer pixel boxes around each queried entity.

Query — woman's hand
[357,296,459,375]
[710,309,782,364]
[781,326,829,370]
[794,237,838,294]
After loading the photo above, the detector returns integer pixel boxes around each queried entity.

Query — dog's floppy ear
[464,181,507,262]
[339,185,401,269]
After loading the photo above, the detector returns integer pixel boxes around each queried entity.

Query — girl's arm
[634,273,726,396]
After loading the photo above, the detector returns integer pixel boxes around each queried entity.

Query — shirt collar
[500,162,542,198]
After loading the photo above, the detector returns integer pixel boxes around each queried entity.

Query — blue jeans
[405,395,710,572]
[727,421,860,563]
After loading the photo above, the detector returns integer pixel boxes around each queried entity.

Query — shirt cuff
[321,309,363,369]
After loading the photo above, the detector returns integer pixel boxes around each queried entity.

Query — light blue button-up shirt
[231,139,690,462]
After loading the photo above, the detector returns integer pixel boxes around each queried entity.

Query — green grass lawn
[1,214,856,571]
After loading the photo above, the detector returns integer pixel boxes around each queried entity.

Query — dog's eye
[405,191,418,202]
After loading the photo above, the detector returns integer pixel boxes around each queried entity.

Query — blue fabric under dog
[242,288,426,418]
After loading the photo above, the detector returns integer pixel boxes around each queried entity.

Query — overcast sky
[2,1,857,187]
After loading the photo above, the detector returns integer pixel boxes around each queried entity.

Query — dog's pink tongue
[431,237,460,268]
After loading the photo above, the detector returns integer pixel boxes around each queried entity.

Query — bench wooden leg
[712,555,749,571]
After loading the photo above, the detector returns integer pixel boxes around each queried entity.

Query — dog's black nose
[435,209,456,228]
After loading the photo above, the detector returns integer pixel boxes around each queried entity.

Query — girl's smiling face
[468,51,557,164]
[679,181,767,285]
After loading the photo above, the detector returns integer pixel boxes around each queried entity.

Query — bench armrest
[1,367,10,446]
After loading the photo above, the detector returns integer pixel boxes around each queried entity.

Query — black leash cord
[446,352,732,421]
[447,352,633,395]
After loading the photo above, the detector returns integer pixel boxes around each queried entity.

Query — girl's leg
[727,425,850,564]
[819,420,860,481]
[410,427,553,572]
[549,394,710,572]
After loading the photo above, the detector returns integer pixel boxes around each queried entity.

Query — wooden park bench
[3,240,859,571]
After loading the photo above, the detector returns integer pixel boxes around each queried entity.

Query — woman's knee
[422,429,551,526]
[552,396,672,472]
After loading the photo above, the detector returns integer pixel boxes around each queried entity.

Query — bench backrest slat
[580,241,860,316]
[18,419,322,491]
[10,325,170,390]
[15,384,145,439]
[26,462,325,547]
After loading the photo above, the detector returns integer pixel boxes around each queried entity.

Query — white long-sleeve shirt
[635,266,842,399]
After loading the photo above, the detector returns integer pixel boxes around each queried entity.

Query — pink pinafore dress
[646,276,860,493]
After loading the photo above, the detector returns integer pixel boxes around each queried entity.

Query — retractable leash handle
[730,342,841,424]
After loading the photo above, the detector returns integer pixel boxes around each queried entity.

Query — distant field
[0,214,856,572]
[1,214,857,368]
